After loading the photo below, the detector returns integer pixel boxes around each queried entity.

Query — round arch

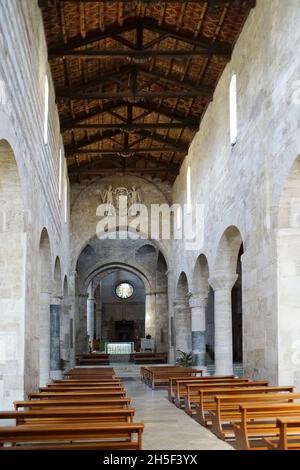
[0,138,27,409]
[276,154,300,386]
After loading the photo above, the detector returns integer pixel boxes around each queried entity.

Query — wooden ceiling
[39,0,256,183]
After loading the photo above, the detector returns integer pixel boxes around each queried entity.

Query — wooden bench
[168,375,236,403]
[131,352,167,364]
[76,354,110,366]
[28,390,126,400]
[184,380,270,416]
[0,422,144,450]
[140,366,192,384]
[50,379,121,386]
[207,391,299,440]
[264,417,300,450]
[141,366,203,389]
[195,386,294,427]
[174,378,253,409]
[39,384,124,392]
[14,397,131,411]
[233,406,300,450]
[0,408,135,425]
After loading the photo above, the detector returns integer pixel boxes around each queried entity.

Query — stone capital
[173,298,187,308]
[189,293,208,309]
[51,295,63,306]
[209,273,238,291]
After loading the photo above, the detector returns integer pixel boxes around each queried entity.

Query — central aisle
[115,365,232,450]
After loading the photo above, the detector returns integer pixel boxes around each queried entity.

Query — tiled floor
[118,366,232,451]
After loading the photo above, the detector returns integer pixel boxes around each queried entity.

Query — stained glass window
[115,283,134,299]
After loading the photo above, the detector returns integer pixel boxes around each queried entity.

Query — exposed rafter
[61,101,200,130]
[69,167,179,176]
[49,18,231,59]
[40,0,255,181]
[63,122,198,131]
[65,128,188,152]
[57,88,212,100]
[39,1,255,7]
[65,148,187,157]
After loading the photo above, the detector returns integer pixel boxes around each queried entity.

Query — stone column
[87,294,95,342]
[189,293,208,367]
[68,271,77,369]
[173,298,192,353]
[50,296,62,380]
[75,293,88,353]
[167,269,175,363]
[209,274,238,375]
[39,291,51,387]
[145,293,156,340]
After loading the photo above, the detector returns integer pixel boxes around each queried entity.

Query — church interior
[1,0,300,453]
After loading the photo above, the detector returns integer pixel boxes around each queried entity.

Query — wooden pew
[0,422,144,450]
[39,385,124,392]
[175,378,255,409]
[184,381,270,416]
[141,366,203,389]
[76,354,110,366]
[50,379,121,386]
[131,352,167,364]
[14,397,131,411]
[28,390,126,400]
[264,417,300,450]
[168,375,236,403]
[207,391,299,440]
[0,408,135,425]
[233,405,300,450]
[192,386,294,425]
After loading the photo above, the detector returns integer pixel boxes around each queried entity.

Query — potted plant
[176,350,193,367]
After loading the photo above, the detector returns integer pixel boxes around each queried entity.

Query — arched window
[229,74,237,145]
[44,75,49,145]
[187,165,191,214]
[58,148,62,201]
[64,167,68,223]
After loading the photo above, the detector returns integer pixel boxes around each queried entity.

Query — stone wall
[172,0,300,384]
[0,1,70,407]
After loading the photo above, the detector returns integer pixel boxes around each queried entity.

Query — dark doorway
[232,244,243,363]
[115,321,134,342]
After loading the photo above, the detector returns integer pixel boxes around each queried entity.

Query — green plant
[176,350,193,367]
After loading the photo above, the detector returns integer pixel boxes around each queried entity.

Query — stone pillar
[173,298,192,353]
[87,294,95,342]
[167,269,175,363]
[209,274,238,375]
[39,291,51,386]
[68,271,77,369]
[50,296,62,380]
[75,293,88,353]
[189,294,208,366]
[145,293,156,340]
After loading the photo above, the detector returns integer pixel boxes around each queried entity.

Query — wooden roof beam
[65,147,187,157]
[65,129,124,151]
[48,18,231,58]
[50,49,229,60]
[61,101,200,130]
[63,122,198,131]
[68,167,179,176]
[57,88,212,100]
[39,1,256,7]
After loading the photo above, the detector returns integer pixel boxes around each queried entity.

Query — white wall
[172,0,300,384]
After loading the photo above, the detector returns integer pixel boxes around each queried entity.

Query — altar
[105,342,134,354]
